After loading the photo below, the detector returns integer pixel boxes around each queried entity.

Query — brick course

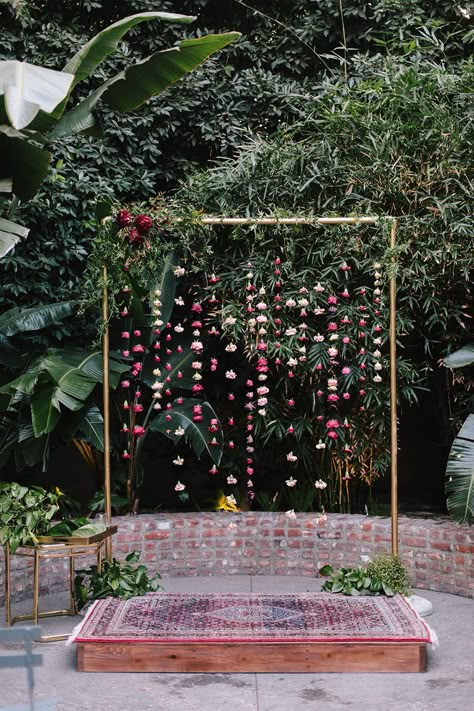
[1,513,472,606]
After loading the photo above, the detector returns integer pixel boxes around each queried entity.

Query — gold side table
[3,526,117,642]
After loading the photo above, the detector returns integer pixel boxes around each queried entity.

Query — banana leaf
[0,301,76,336]
[148,398,222,464]
[50,33,240,139]
[0,215,29,259]
[0,127,51,199]
[446,414,474,525]
[443,344,474,369]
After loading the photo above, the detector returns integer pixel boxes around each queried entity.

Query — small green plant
[366,553,412,596]
[73,551,162,611]
[0,482,61,553]
[319,554,411,597]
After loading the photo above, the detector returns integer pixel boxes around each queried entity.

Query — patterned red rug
[71,593,435,645]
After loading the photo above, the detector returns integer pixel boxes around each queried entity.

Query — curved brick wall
[1,513,473,606]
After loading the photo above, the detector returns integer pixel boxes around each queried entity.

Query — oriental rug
[71,592,435,645]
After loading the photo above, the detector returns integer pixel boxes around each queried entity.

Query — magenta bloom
[343,392,350,400]
[228,417,235,426]
[133,329,141,337]
[341,367,351,375]
[132,426,146,437]
[327,430,338,440]
[132,344,144,353]
[121,380,130,388]
[327,295,338,305]
[133,362,142,372]
[328,322,338,331]
[191,303,203,313]
[287,399,295,407]
[327,394,339,402]
[192,384,204,393]
[121,331,129,339]
[135,214,153,233]
[326,419,340,428]
[316,390,323,397]
[288,425,295,434]
[117,210,132,227]
[127,228,143,246]
[121,450,131,459]
[122,350,130,357]
[228,393,235,401]
[132,404,144,413]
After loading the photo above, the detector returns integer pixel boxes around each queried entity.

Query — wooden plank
[76,641,427,673]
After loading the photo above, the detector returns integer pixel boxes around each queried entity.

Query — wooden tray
[34,525,117,546]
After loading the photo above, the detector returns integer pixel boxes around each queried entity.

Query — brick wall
[1,513,473,607]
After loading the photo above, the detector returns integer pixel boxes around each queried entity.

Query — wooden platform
[76,640,427,673]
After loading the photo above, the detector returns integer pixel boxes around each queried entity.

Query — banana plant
[443,344,474,525]
[0,11,240,243]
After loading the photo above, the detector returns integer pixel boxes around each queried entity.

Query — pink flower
[209,273,220,284]
[121,331,129,339]
[132,404,143,413]
[133,329,141,337]
[132,426,146,437]
[326,419,340,428]
[342,336,350,344]
[327,430,338,440]
[288,425,295,434]
[121,380,130,388]
[135,214,153,233]
[342,392,351,400]
[274,257,281,265]
[117,210,132,228]
[228,441,235,449]
[122,350,130,357]
[228,393,235,401]
[133,362,142,372]
[121,424,129,433]
[359,389,366,396]
[228,417,235,426]
[316,390,323,397]
[287,399,295,407]
[359,320,367,327]
[165,414,172,421]
[341,367,351,375]
[327,295,338,305]
[328,322,338,331]
[191,303,203,313]
[246,467,254,475]
[327,394,339,402]
[192,384,204,393]
[132,344,144,353]
[257,342,267,351]
[209,465,218,475]
[127,227,143,246]
[121,450,131,459]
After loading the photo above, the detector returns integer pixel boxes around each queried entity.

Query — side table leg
[4,544,11,626]
[69,550,75,613]
[33,547,40,626]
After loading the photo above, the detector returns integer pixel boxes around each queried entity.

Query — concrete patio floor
[1,575,473,711]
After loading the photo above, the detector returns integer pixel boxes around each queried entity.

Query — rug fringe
[66,600,99,647]
[404,596,439,649]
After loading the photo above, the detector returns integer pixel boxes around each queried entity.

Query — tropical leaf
[446,414,474,525]
[63,12,195,86]
[0,333,19,367]
[70,521,107,538]
[148,251,178,333]
[0,301,76,336]
[0,61,74,129]
[0,177,12,192]
[141,331,195,389]
[148,398,222,464]
[75,404,104,452]
[49,33,240,139]
[443,344,474,369]
[0,216,29,259]
[0,128,51,199]
[30,380,61,436]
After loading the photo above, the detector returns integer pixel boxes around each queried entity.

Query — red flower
[127,228,143,246]
[135,214,153,233]
[117,210,132,228]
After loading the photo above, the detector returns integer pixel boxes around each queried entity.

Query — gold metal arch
[102,216,398,559]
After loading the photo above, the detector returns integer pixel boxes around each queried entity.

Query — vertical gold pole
[389,219,399,555]
[102,265,112,560]
[33,548,39,625]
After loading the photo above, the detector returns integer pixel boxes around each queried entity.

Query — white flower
[257,397,267,407]
[247,479,253,487]
[227,475,238,485]
[299,287,308,294]
[174,426,185,436]
[313,308,326,316]
[247,318,256,328]
[191,341,203,352]
[327,378,338,391]
[225,343,238,352]
[223,316,237,326]
[192,361,202,369]
[256,314,267,323]
[286,452,298,463]
[246,272,253,279]
[192,372,203,381]
[193,329,201,337]
[226,370,237,380]
[374,362,383,371]
[174,297,185,306]
[152,368,161,376]
[154,319,164,326]
[374,288,381,296]
[256,302,267,310]
[153,299,162,307]
[258,408,266,416]
[247,446,255,453]
[373,375,383,383]
[373,337,382,346]
[298,298,309,307]
[314,479,328,489]
[154,289,161,297]
[313,283,325,292]
[285,298,297,307]
[285,509,297,519]
[315,440,326,450]
[151,381,163,391]
[327,347,338,357]
[314,333,325,342]
[285,327,297,336]
[174,323,184,332]
[173,457,184,466]
[174,267,186,277]
[258,327,267,336]
[285,476,297,487]
[174,480,186,491]
[298,346,306,354]
[226,494,237,506]
[373,349,382,358]
[246,435,254,443]
[329,334,339,341]
[299,323,308,331]
[259,287,266,295]
[288,357,298,367]
[152,392,162,399]
[153,402,161,410]
[257,374,268,381]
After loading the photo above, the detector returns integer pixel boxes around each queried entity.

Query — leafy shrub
[319,554,411,596]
